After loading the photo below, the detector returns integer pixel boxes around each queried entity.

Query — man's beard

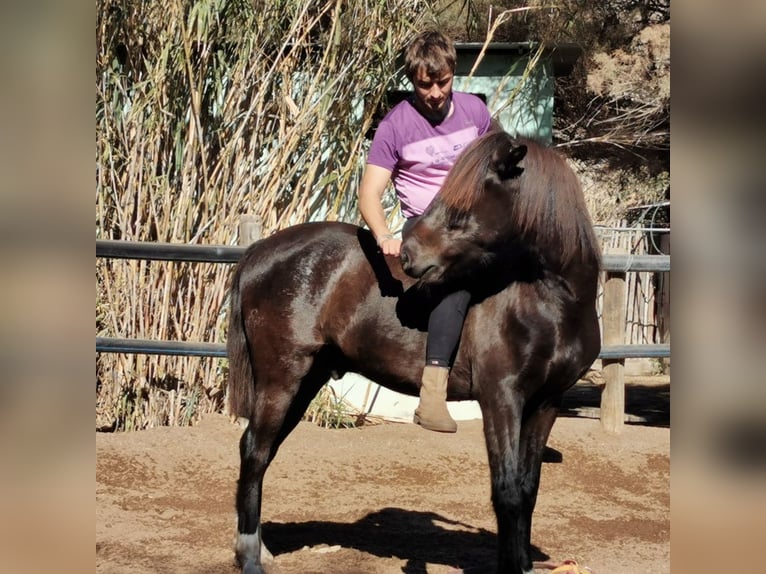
[422,95,451,124]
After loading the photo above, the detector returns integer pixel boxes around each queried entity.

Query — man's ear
[491,143,527,180]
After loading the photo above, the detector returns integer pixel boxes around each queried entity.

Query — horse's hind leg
[235,381,301,574]
[235,362,330,574]
[235,420,272,574]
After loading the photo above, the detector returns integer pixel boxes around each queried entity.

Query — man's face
[412,67,454,122]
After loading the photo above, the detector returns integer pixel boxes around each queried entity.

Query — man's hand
[378,236,402,257]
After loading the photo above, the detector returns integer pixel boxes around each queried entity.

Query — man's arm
[358,163,401,256]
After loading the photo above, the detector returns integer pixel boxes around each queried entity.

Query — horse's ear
[492,143,527,180]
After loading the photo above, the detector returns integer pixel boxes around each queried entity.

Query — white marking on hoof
[236,533,260,560]
[236,529,273,564]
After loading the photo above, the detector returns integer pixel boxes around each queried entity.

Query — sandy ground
[96,376,669,574]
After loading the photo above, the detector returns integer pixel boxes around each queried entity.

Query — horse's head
[400,131,528,286]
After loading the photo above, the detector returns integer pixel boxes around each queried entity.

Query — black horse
[226,131,602,574]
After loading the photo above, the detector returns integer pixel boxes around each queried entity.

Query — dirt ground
[96,376,669,574]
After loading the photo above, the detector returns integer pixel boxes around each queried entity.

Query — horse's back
[231,221,425,386]
[234,221,368,322]
[236,221,360,283]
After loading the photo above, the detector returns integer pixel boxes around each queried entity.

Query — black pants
[403,218,471,369]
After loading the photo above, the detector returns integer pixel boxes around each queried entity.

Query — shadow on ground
[263,507,550,574]
[560,381,670,427]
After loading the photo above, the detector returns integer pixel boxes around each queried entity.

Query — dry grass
[96,0,428,430]
[574,157,669,224]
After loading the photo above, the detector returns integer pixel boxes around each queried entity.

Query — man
[358,30,496,433]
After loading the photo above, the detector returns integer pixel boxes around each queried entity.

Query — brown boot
[413,365,457,433]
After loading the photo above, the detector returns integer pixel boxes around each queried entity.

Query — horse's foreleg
[482,401,534,574]
[517,402,560,569]
[235,422,273,574]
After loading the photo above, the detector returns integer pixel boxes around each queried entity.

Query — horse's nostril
[400,248,409,268]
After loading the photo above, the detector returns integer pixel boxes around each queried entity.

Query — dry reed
[96,0,429,430]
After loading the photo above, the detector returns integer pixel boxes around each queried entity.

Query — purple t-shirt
[367,91,493,217]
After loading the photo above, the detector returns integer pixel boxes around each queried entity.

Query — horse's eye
[447,218,464,231]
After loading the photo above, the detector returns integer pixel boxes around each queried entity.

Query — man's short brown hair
[404,30,457,80]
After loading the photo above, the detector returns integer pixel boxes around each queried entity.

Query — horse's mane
[439,132,601,268]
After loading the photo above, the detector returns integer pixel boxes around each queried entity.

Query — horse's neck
[523,240,600,303]
[558,255,601,303]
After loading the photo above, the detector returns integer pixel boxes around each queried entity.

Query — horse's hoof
[241,558,266,574]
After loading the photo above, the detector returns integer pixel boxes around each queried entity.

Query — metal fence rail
[95,337,670,360]
[96,239,245,263]
[96,337,227,357]
[97,239,670,271]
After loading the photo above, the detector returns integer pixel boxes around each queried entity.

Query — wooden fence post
[601,270,628,433]
[225,215,262,422]
[657,232,670,373]
[239,214,262,246]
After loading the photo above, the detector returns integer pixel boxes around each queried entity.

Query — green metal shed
[385,42,582,144]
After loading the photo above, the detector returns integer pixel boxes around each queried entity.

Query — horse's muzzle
[400,243,438,280]
[400,244,424,278]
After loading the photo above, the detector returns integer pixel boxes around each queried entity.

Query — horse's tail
[226,262,255,419]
